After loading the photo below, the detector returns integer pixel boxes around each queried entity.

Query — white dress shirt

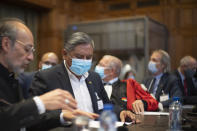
[64,61,93,113]
[104,77,118,99]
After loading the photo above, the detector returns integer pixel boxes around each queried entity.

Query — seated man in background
[18,52,59,98]
[95,55,158,114]
[172,56,197,104]
[38,52,59,70]
[142,49,182,109]
[0,18,79,131]
[30,32,137,122]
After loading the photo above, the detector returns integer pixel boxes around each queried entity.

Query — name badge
[160,94,169,102]
[97,100,104,110]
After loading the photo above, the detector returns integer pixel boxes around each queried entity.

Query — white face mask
[41,64,52,70]
[148,61,158,74]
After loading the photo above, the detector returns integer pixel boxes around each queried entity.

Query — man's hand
[62,109,99,121]
[39,89,77,111]
[132,100,144,114]
[120,110,135,122]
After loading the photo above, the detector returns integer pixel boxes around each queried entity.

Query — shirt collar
[63,60,89,81]
[0,63,15,79]
[155,73,163,80]
[108,77,119,84]
[178,70,185,81]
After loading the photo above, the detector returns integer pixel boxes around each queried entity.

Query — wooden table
[126,113,197,131]
[50,111,197,131]
[127,115,168,131]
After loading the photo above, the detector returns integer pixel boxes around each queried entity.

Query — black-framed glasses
[16,40,35,54]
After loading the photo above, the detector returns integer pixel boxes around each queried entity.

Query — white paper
[182,105,195,109]
[89,120,127,128]
[142,111,169,116]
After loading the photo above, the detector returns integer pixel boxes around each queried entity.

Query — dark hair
[64,32,94,52]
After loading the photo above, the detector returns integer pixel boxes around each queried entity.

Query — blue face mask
[148,61,158,74]
[69,58,92,76]
[95,65,106,79]
[42,64,52,70]
[128,75,135,80]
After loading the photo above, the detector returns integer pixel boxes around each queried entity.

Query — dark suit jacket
[172,70,197,96]
[18,72,36,99]
[0,64,61,131]
[143,72,182,107]
[30,62,116,115]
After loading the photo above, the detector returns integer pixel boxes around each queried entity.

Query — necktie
[184,79,188,96]
[103,83,112,86]
[149,78,156,94]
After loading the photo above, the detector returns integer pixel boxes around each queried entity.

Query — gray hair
[153,49,171,72]
[0,18,25,49]
[103,55,123,76]
[64,32,94,52]
[180,56,197,67]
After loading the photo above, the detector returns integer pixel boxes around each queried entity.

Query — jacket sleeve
[0,99,40,130]
[161,75,182,107]
[126,79,158,111]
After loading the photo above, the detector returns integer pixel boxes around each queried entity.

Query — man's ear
[111,67,117,76]
[1,37,11,52]
[38,61,42,69]
[62,49,68,60]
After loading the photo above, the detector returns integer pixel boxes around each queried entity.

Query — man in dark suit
[142,50,182,109]
[95,55,158,114]
[172,56,197,104]
[31,32,137,122]
[18,52,59,98]
[0,18,78,130]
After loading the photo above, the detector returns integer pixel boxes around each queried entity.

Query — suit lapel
[175,70,184,94]
[85,76,98,113]
[56,63,75,97]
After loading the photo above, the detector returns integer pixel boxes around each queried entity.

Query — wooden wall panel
[179,8,193,28]
[66,0,197,69]
[9,0,196,69]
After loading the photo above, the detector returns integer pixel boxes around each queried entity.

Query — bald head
[39,52,59,69]
[0,18,33,50]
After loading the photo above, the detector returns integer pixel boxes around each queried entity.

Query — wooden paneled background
[2,0,197,70]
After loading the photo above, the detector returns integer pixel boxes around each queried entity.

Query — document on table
[142,111,169,115]
[89,120,132,128]
[182,105,195,109]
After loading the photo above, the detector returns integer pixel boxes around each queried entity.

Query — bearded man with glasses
[0,18,82,131]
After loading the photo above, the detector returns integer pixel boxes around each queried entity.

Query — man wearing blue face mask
[142,49,182,109]
[95,55,158,114]
[38,52,59,70]
[30,32,137,122]
[18,52,59,98]
[172,56,197,103]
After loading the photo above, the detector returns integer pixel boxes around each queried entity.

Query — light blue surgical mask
[128,75,135,80]
[148,61,158,74]
[42,64,52,70]
[69,58,92,76]
[95,65,106,79]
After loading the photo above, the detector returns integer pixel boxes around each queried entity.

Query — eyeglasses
[16,40,35,54]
